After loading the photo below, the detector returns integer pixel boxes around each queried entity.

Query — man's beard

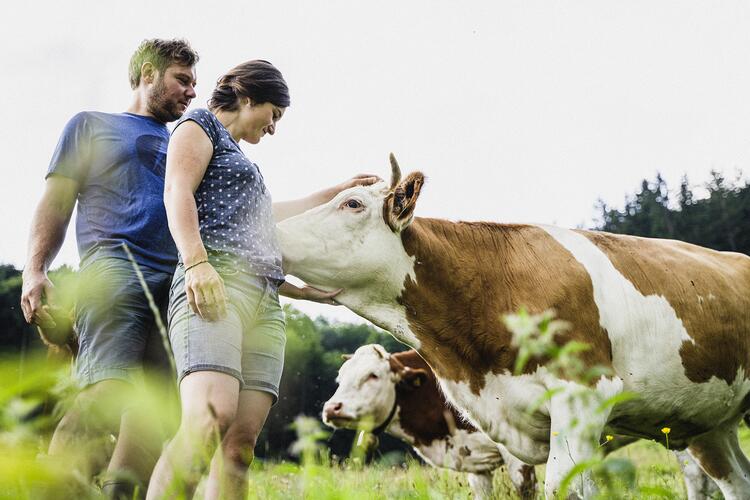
[147,78,184,123]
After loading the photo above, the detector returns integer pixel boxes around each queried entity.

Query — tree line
[595,170,749,255]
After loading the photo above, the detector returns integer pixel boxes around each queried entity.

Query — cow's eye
[342,199,363,210]
[367,373,379,381]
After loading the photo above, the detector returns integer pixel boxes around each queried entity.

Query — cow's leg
[687,418,750,500]
[674,449,721,500]
[467,472,493,500]
[497,444,537,499]
[544,381,618,499]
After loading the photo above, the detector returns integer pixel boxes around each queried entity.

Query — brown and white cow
[322,344,537,500]
[322,345,719,500]
[277,155,750,499]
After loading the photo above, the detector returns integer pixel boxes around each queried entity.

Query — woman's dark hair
[208,60,290,112]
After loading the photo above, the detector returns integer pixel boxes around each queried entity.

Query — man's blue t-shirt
[47,111,177,273]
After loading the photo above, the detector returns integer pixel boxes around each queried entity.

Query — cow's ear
[341,353,353,361]
[384,171,425,232]
[400,367,429,389]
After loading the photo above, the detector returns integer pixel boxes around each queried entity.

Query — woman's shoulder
[174,108,221,144]
[178,107,217,125]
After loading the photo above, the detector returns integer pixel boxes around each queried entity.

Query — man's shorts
[75,254,173,387]
[168,259,286,403]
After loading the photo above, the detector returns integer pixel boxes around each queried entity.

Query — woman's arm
[272,174,381,222]
[164,122,227,321]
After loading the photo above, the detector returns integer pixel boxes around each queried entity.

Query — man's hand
[36,304,74,346]
[21,270,56,329]
[184,262,228,321]
[279,282,343,305]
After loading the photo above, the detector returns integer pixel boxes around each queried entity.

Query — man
[20,38,199,498]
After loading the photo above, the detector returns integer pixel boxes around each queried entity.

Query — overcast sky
[2,1,749,322]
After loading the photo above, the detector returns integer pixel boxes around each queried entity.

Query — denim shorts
[75,255,173,388]
[168,259,286,403]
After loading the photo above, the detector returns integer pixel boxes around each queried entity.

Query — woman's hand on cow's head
[337,174,382,192]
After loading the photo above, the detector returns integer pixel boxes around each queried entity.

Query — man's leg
[204,390,273,500]
[62,257,173,497]
[49,379,132,479]
[102,287,180,499]
[101,406,166,499]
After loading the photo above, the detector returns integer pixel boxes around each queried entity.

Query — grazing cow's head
[322,344,427,431]
[276,154,424,291]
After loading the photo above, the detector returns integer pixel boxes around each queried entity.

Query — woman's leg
[146,371,240,500]
[204,390,273,500]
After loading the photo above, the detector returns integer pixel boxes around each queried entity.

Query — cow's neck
[391,218,528,390]
[390,373,473,446]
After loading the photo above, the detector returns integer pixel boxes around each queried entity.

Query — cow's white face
[321,345,398,431]
[277,181,394,288]
[276,157,425,300]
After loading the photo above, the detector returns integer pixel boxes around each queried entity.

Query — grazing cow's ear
[341,353,353,361]
[372,345,387,359]
[399,367,429,389]
[384,171,425,233]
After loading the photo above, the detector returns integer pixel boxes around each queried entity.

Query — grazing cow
[323,344,537,500]
[277,155,750,499]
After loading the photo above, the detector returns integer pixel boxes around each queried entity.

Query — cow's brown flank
[398,219,613,393]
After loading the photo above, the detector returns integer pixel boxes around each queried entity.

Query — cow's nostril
[333,402,343,412]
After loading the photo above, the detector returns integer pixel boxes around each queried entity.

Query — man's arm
[272,174,380,223]
[21,176,79,327]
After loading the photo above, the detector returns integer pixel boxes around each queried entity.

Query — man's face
[147,64,197,123]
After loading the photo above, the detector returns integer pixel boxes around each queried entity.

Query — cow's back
[576,229,750,385]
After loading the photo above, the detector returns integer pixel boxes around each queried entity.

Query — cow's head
[321,344,427,431]
[276,154,424,292]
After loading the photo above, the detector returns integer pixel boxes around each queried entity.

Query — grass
[1,407,746,499]
[3,354,749,499]
[189,429,750,500]
[223,426,750,500]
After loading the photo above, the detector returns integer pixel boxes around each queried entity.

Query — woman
[146,60,377,499]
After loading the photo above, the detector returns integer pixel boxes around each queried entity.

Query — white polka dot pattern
[174,108,284,280]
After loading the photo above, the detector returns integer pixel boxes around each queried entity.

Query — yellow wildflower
[605,435,614,442]
[661,427,671,435]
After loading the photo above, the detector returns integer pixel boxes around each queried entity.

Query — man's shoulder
[63,111,124,131]
[66,111,168,137]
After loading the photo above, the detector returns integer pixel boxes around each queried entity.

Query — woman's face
[240,100,285,144]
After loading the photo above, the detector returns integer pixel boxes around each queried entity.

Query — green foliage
[505,308,644,499]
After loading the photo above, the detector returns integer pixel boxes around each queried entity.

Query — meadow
[212,432,743,500]
[1,348,741,500]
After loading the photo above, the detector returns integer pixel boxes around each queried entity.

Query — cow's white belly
[390,421,503,473]
[440,372,551,465]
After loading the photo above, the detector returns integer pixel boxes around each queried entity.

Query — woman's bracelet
[184,259,209,273]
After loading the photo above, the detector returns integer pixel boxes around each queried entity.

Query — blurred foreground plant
[506,309,639,499]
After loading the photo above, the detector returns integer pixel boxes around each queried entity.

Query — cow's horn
[389,153,401,189]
